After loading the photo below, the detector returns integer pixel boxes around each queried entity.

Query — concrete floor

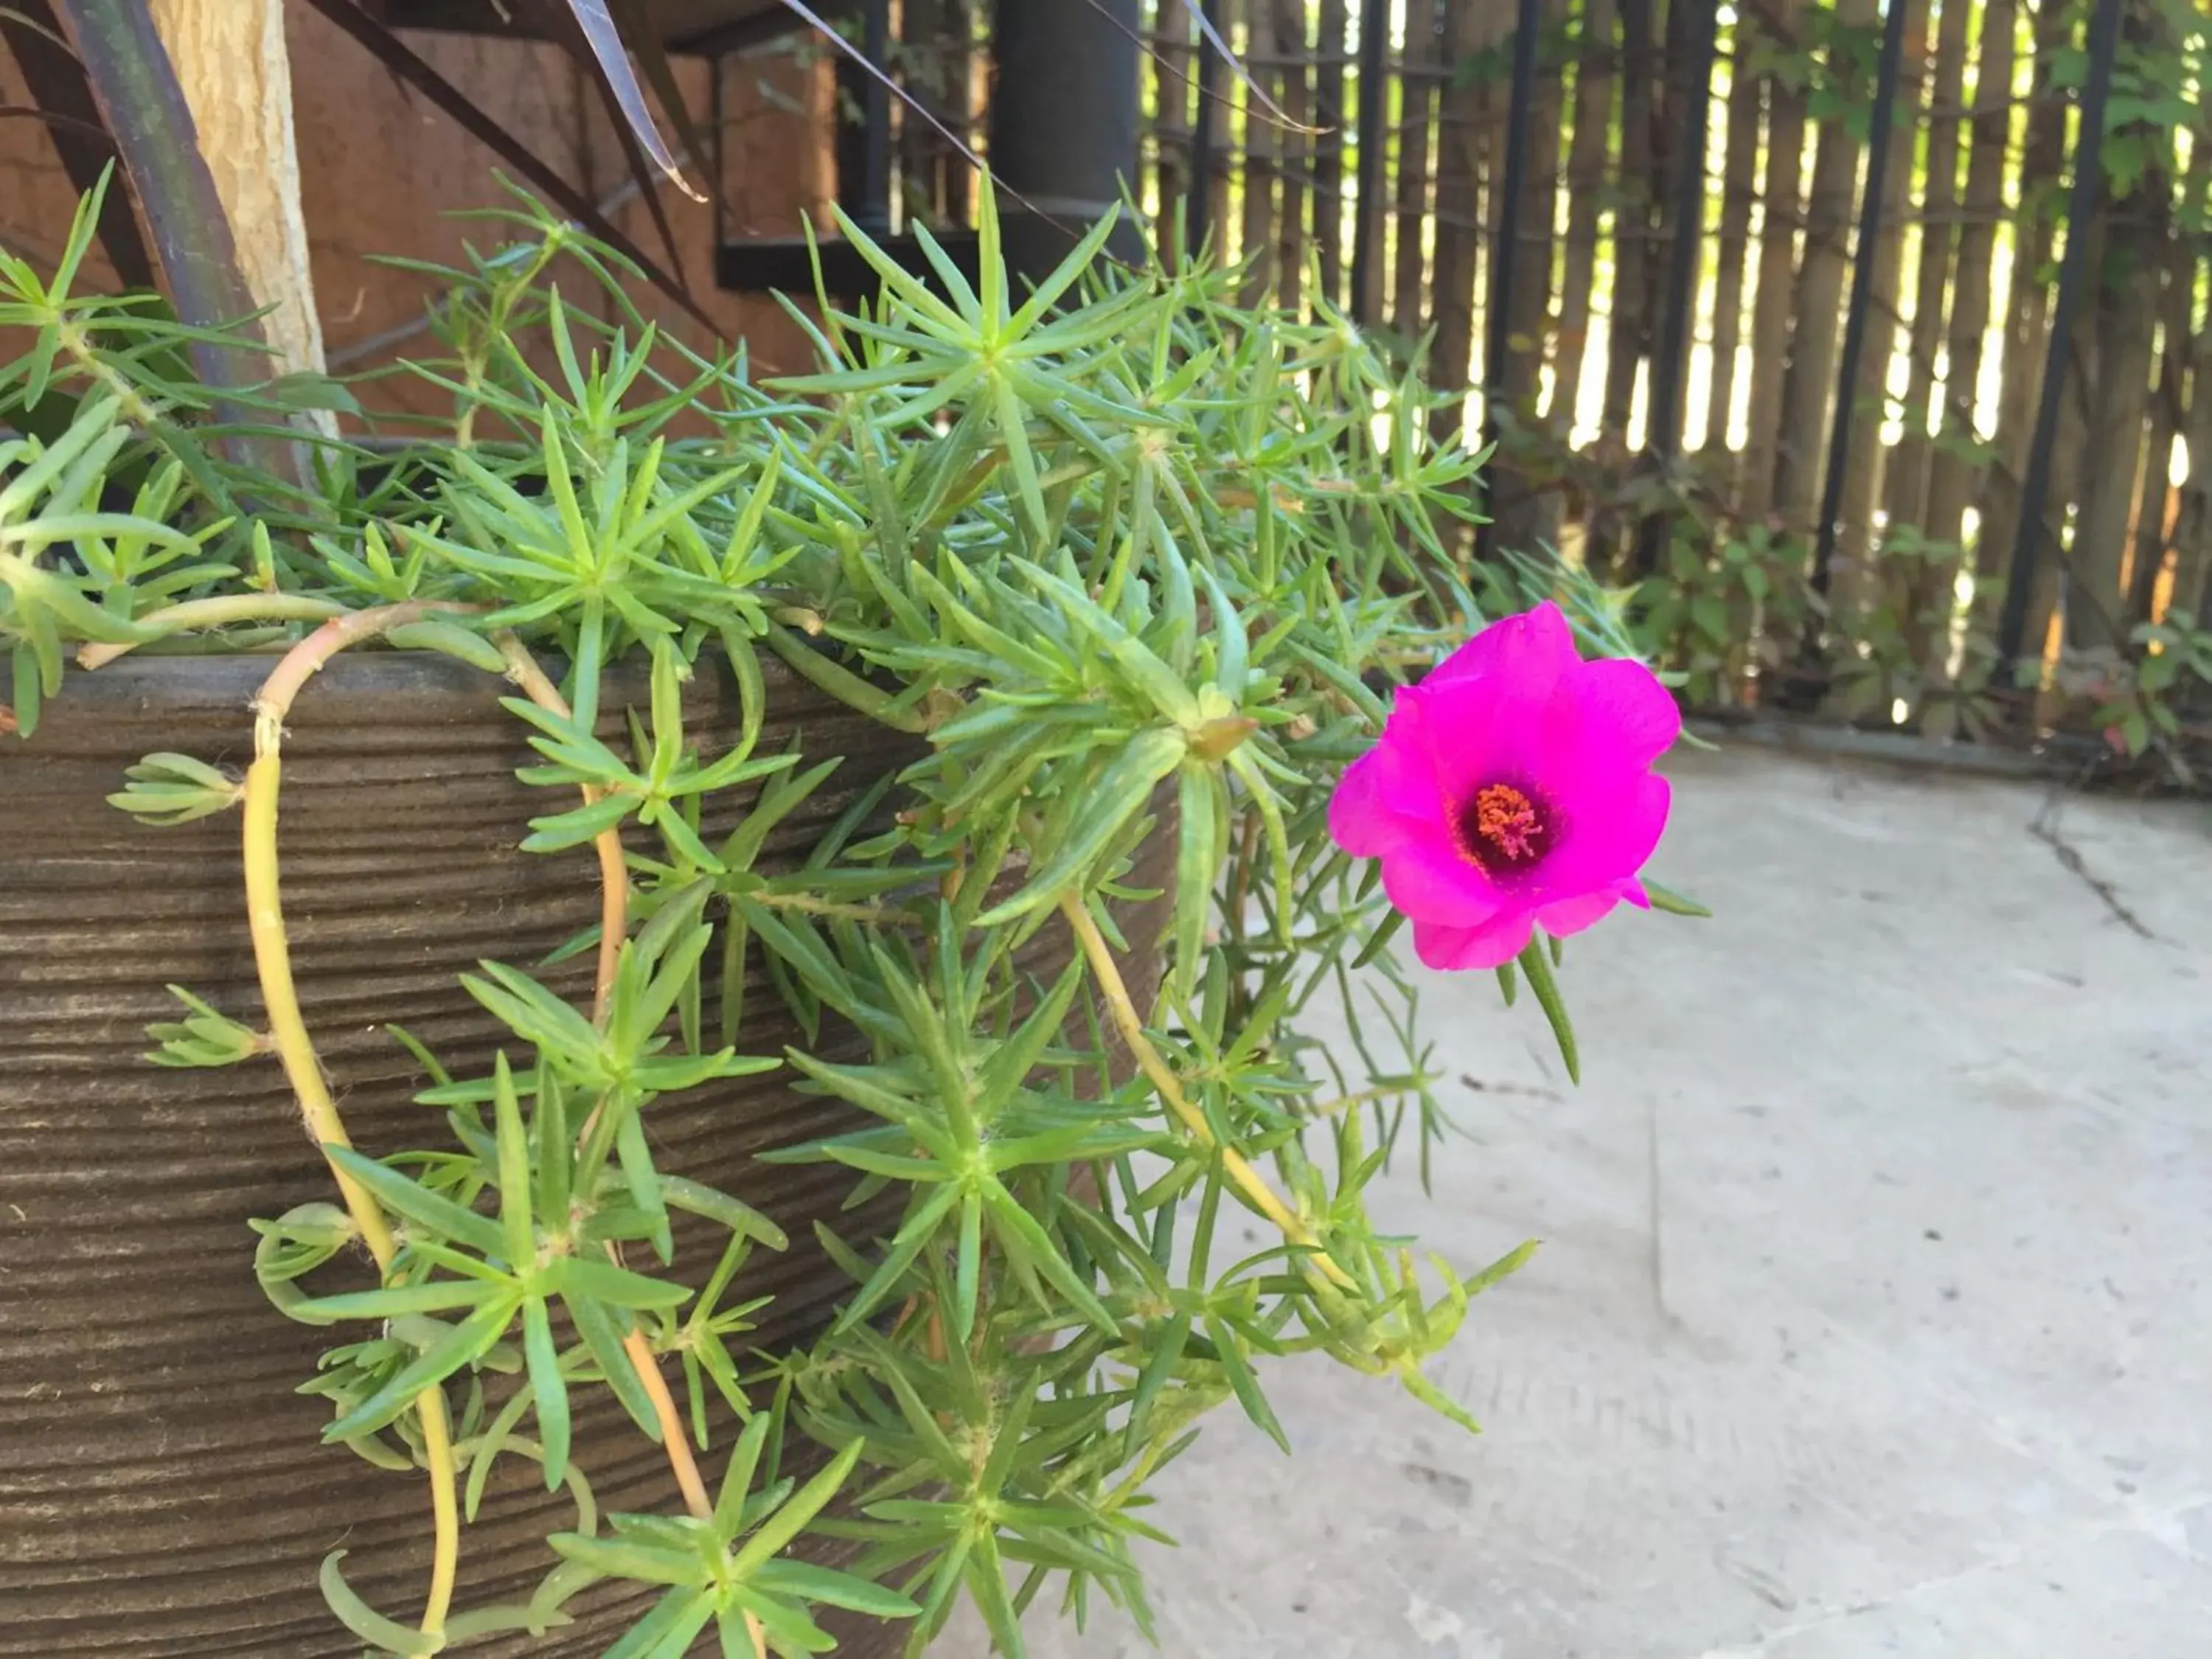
[945,745,2212,1658]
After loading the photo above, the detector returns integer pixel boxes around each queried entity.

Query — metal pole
[1347,0,1390,324]
[1473,0,1541,563]
[858,0,892,234]
[990,0,1144,284]
[708,42,724,254]
[1189,0,1221,259]
[1994,0,2123,671]
[1630,0,1720,577]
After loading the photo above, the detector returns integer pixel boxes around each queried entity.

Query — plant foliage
[5,179,1620,1655]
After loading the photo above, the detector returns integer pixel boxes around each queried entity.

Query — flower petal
[1380,835,1501,928]
[1327,715,1436,856]
[1535,773,1672,898]
[1533,888,1622,938]
[1336,608,1678,977]
[1413,911,1534,972]
[1429,601,1579,692]
[1411,675,1548,801]
[1563,655,1682,768]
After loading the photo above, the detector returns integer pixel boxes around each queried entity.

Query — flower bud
[1186,713,1258,762]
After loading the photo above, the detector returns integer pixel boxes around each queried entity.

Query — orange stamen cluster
[1456,782,1553,874]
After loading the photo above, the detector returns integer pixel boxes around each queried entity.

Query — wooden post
[1902,0,1996,687]
[1273,0,1310,315]
[1553,0,1615,439]
[1922,0,2014,582]
[1497,0,1559,490]
[1975,0,2068,618]
[1805,0,1911,613]
[1347,0,1390,323]
[1391,0,1442,338]
[1739,0,1807,524]
[2070,0,2173,647]
[1315,0,1348,305]
[1630,0,1718,578]
[1833,0,1921,624]
[1698,11,1761,460]
[2131,137,2209,625]
[147,0,328,400]
[1773,0,1877,532]
[1239,0,1279,299]
[1996,0,2124,669]
[1600,0,1655,456]
[1884,0,1969,546]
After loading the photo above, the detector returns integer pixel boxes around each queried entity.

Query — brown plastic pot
[0,650,1169,1657]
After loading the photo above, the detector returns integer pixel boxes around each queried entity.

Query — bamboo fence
[1138,0,2211,727]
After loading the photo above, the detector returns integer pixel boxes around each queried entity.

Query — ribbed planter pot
[0,650,1169,1657]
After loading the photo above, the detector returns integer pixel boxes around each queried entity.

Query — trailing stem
[493,630,715,1527]
[77,594,347,668]
[493,633,626,1023]
[243,600,476,1648]
[1058,894,1356,1292]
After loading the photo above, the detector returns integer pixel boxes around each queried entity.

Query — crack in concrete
[1647,1087,1681,1332]
[2028,795,2156,940]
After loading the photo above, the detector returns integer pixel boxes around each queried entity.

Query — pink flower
[1329,602,1680,971]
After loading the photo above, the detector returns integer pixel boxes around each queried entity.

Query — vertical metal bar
[1473,0,1541,562]
[1806,0,1911,604]
[1631,0,1720,577]
[1995,0,2122,670]
[858,0,893,233]
[1348,0,1390,323]
[1189,0,1221,257]
[707,47,724,254]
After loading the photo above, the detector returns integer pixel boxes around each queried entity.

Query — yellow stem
[494,633,627,1025]
[494,632,720,1531]
[245,601,477,1649]
[57,318,164,435]
[415,1387,462,1633]
[625,1328,715,1520]
[242,753,396,1263]
[77,594,348,668]
[1059,895,1356,1291]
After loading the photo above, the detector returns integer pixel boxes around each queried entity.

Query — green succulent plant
[6,175,1581,1658]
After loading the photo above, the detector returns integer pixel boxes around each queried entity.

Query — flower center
[1455,782,1555,875]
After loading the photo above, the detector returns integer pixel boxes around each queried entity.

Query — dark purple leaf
[0,0,154,289]
[52,0,265,392]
